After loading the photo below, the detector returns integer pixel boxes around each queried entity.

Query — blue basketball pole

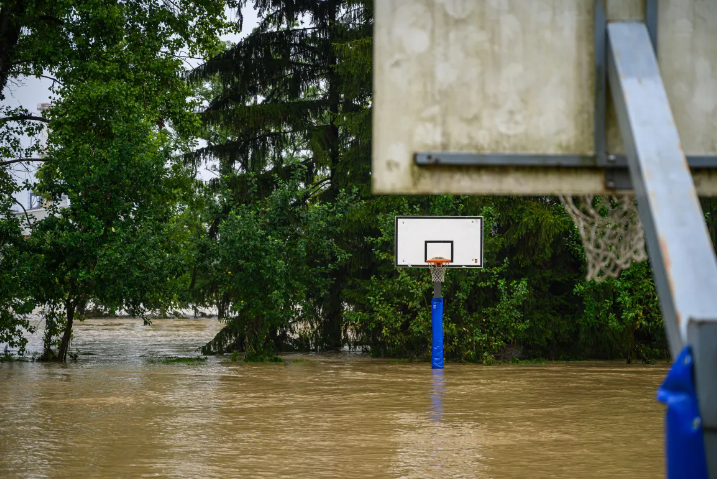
[432,282,444,370]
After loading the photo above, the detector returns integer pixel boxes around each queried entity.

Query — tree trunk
[625,325,635,364]
[319,0,344,351]
[0,1,27,101]
[57,299,74,362]
[321,274,345,350]
[324,0,340,202]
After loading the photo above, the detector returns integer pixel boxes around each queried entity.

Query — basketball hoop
[559,195,647,282]
[395,217,483,370]
[426,258,451,283]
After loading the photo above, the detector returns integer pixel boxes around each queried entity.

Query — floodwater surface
[0,318,667,478]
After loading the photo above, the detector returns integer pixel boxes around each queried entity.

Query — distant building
[10,102,69,234]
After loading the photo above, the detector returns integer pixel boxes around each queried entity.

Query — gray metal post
[607,22,717,472]
[433,281,441,299]
[688,321,717,474]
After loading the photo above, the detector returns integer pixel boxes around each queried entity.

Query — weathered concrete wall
[660,0,717,157]
[373,0,717,195]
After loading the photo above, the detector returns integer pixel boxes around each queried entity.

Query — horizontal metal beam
[415,152,717,169]
[605,155,717,169]
[415,153,595,167]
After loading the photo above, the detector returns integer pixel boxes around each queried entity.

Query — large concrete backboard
[372,0,717,195]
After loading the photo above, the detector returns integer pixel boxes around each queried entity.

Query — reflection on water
[0,318,667,478]
[430,368,445,422]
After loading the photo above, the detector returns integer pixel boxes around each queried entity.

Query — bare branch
[0,114,49,124]
[12,198,31,226]
[0,158,48,166]
[36,15,64,27]
[1,71,65,86]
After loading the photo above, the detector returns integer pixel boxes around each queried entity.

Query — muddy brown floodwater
[0,318,667,478]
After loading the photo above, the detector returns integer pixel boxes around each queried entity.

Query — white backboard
[372,0,717,196]
[395,216,483,268]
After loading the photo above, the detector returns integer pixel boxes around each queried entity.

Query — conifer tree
[191,0,373,351]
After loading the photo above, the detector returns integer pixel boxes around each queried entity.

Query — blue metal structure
[657,346,708,479]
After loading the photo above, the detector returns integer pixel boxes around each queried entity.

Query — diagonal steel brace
[607,21,717,475]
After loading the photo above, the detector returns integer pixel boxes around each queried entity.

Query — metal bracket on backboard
[604,167,631,190]
[414,153,717,191]
[594,0,607,167]
[415,153,717,169]
[646,0,658,55]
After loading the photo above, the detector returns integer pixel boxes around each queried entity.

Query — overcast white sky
[3,6,259,209]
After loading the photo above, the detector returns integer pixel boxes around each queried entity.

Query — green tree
[0,0,238,361]
[190,0,373,351]
[574,259,666,363]
[201,163,353,359]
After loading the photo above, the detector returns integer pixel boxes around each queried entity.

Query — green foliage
[201,164,354,359]
[1,0,239,361]
[345,197,530,364]
[241,354,284,363]
[0,171,35,355]
[575,261,667,363]
[342,193,669,364]
[0,352,31,363]
[190,1,674,363]
[190,0,373,356]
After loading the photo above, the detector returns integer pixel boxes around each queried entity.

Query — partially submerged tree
[0,0,239,361]
[200,163,352,359]
[190,0,373,352]
[0,168,35,355]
